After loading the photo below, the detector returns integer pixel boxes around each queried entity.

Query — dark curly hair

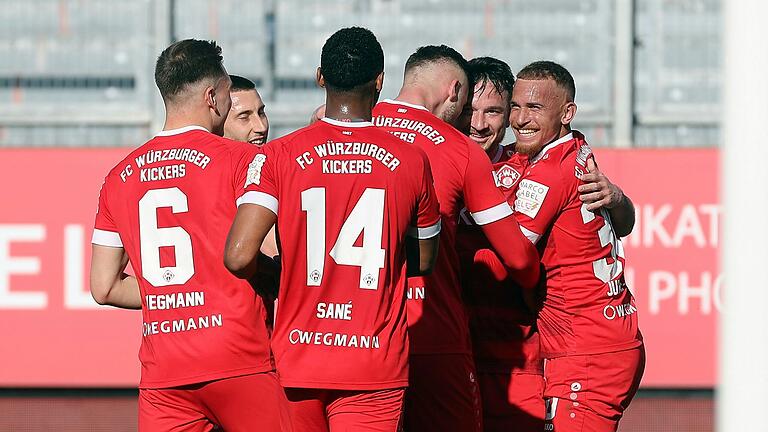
[468,56,515,104]
[320,27,384,91]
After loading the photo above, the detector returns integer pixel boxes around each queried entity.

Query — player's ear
[448,79,461,102]
[375,71,384,92]
[205,86,217,111]
[316,67,325,88]
[561,101,577,126]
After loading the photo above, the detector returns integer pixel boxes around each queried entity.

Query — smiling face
[470,80,510,152]
[509,78,575,156]
[224,89,269,145]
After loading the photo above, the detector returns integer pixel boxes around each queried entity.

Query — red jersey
[243,118,441,390]
[513,131,642,358]
[92,126,273,388]
[457,143,542,374]
[373,99,515,355]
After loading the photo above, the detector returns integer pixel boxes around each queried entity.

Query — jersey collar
[531,132,574,163]
[381,99,430,112]
[320,117,374,128]
[155,125,210,137]
[491,141,515,163]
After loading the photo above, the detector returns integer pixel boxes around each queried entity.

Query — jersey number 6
[138,187,195,287]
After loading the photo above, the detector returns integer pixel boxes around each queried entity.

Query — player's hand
[473,248,508,282]
[522,263,547,314]
[578,157,625,211]
[309,104,326,125]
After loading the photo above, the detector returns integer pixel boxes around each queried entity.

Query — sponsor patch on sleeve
[514,179,549,218]
[245,154,267,188]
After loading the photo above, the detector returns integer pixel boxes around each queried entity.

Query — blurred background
[0,0,719,431]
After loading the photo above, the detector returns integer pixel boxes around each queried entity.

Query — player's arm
[462,142,540,289]
[226,146,280,280]
[256,224,281,278]
[577,157,635,237]
[406,232,440,276]
[225,204,277,279]
[478,216,540,289]
[406,149,442,276]
[89,245,141,309]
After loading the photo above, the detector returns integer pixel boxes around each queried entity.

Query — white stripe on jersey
[237,191,278,215]
[470,202,514,225]
[520,225,541,244]
[92,228,123,247]
[407,219,442,239]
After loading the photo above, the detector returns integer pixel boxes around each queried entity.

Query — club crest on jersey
[245,154,267,188]
[495,164,521,189]
[163,269,175,283]
[309,269,322,284]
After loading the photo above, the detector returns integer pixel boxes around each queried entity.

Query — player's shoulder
[525,132,591,194]
[274,122,321,144]
[102,138,156,182]
[210,134,258,158]
[553,131,592,180]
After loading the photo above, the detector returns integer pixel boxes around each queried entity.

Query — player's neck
[163,110,213,134]
[324,94,373,122]
[394,87,437,113]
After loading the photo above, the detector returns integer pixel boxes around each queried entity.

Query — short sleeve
[462,140,513,225]
[92,176,123,247]
[236,143,279,215]
[408,151,441,239]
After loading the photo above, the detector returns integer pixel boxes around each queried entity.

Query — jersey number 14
[302,187,386,290]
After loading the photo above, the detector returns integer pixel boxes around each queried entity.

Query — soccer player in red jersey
[457,56,546,432]
[458,56,638,432]
[224,74,279,326]
[372,46,541,432]
[224,27,441,432]
[509,61,644,432]
[89,39,290,432]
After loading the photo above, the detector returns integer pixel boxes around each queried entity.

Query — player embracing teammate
[90,26,643,432]
[507,61,645,432]
[458,56,643,432]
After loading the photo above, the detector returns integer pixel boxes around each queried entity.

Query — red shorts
[138,372,291,432]
[478,371,545,432]
[543,346,645,432]
[284,387,405,432]
[404,353,482,432]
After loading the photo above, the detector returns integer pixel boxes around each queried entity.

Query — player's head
[403,45,470,124]
[154,39,231,136]
[224,75,269,145]
[510,60,577,156]
[468,57,515,152]
[317,27,384,105]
